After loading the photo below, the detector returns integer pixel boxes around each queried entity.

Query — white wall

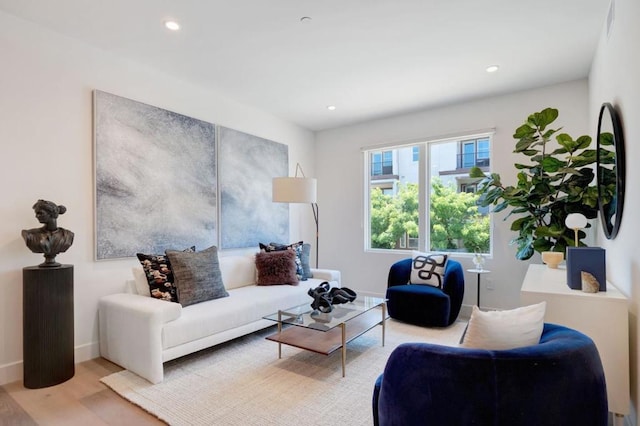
[315,80,590,311]
[590,0,640,422]
[0,11,316,384]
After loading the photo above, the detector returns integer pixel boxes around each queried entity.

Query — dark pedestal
[23,265,74,388]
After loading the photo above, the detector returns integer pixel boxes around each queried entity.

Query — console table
[520,264,629,416]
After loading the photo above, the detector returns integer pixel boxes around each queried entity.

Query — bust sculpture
[22,199,74,267]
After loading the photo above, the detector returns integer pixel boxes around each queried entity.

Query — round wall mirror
[596,102,625,239]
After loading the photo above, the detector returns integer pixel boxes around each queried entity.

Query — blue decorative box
[566,247,606,291]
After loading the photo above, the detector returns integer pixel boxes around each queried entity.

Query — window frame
[363,130,494,256]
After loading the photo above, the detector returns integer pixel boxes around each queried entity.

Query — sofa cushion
[132,266,151,297]
[255,250,299,286]
[161,280,319,350]
[136,246,195,302]
[461,302,546,350]
[166,245,229,307]
[218,253,257,290]
[409,250,448,288]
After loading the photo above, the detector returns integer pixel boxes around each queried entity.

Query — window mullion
[419,144,428,251]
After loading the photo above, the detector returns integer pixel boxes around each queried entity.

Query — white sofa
[98,252,341,384]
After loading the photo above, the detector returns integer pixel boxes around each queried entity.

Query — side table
[466,269,490,308]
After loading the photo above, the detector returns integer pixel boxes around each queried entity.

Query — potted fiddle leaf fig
[470,107,600,260]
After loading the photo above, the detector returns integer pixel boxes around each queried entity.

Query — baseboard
[75,341,100,363]
[0,341,100,386]
[0,361,22,386]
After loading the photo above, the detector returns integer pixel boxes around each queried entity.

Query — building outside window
[459,137,490,169]
[371,150,393,176]
[366,133,492,254]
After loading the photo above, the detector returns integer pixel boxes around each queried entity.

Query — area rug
[101,319,467,425]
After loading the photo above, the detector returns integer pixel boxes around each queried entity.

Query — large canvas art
[94,90,217,259]
[218,127,288,249]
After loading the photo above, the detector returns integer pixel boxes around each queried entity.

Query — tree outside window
[366,136,492,254]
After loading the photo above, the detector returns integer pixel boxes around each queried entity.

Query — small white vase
[472,253,485,271]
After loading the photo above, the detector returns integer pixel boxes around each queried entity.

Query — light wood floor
[0,358,164,425]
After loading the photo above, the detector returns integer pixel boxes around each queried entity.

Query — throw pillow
[260,241,312,280]
[299,243,313,279]
[165,245,228,307]
[461,302,547,350]
[255,250,299,286]
[409,250,448,288]
[136,246,195,303]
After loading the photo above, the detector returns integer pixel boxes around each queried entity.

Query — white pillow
[461,302,546,350]
[132,266,151,297]
[409,250,448,288]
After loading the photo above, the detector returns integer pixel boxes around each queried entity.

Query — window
[460,183,478,193]
[371,150,393,176]
[458,138,491,169]
[365,133,492,254]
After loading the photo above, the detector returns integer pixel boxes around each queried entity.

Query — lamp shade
[272,177,317,203]
[565,213,588,230]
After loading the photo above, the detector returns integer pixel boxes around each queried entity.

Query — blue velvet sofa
[372,323,608,426]
[386,258,464,327]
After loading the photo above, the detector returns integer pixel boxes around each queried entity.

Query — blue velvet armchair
[386,258,464,327]
[372,323,608,426]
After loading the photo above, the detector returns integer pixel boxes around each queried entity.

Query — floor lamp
[272,163,319,267]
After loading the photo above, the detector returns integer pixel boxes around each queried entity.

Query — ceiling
[0,0,610,131]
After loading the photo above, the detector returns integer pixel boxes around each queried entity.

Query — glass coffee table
[263,296,387,377]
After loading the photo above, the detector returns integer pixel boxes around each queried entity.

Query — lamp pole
[312,203,319,268]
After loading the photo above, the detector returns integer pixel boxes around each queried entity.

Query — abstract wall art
[218,126,289,249]
[94,90,217,259]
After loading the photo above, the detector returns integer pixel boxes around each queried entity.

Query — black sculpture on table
[21,199,74,268]
[21,199,76,387]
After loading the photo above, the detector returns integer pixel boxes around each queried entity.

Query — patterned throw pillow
[255,250,299,286]
[409,250,448,288]
[259,241,312,280]
[165,245,229,307]
[136,246,195,303]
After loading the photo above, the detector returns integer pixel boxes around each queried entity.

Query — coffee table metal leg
[277,311,282,359]
[341,323,346,377]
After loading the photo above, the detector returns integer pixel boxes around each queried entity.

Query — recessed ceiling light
[327,105,336,111]
[486,65,499,73]
[164,20,181,31]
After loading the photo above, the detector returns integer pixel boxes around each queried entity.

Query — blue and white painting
[94,90,217,259]
[218,127,288,249]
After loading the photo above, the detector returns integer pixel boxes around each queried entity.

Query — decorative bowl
[541,251,564,269]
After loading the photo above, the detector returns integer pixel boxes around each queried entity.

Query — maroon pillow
[255,250,299,286]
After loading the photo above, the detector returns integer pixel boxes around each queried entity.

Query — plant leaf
[598,132,614,146]
[516,241,535,260]
[528,108,558,132]
[575,135,592,149]
[468,166,486,178]
[541,156,565,172]
[513,124,536,139]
